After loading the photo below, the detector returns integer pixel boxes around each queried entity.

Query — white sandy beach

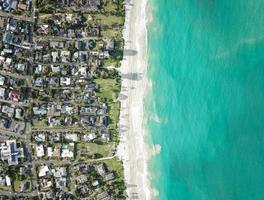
[117,0,151,199]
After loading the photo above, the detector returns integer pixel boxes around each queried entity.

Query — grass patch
[103,157,126,199]
[95,14,125,27]
[32,119,48,127]
[102,0,117,13]
[77,142,115,160]
[102,0,125,16]
[103,58,120,68]
[14,179,32,193]
[94,78,121,141]
[104,157,124,179]
[94,78,121,101]
[101,27,123,38]
[108,100,121,141]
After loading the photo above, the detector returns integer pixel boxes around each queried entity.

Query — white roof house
[65,133,78,142]
[51,51,59,62]
[0,75,5,86]
[5,176,11,186]
[61,149,73,158]
[52,167,67,178]
[34,133,46,142]
[2,105,15,117]
[60,77,71,86]
[0,140,24,165]
[34,64,42,74]
[92,180,99,187]
[47,147,53,157]
[0,87,5,98]
[83,133,97,142]
[15,108,23,119]
[39,165,50,177]
[35,144,45,157]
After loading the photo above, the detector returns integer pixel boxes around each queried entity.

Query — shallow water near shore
[146,0,264,199]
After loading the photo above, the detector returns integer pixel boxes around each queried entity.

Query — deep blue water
[147,1,264,199]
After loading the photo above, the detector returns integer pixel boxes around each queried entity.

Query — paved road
[31,127,90,131]
[32,155,117,166]
[35,35,98,41]
[24,123,39,193]
[0,11,33,22]
[35,61,91,66]
[0,189,38,197]
[32,86,80,90]
[0,70,32,81]
[0,129,26,139]
[0,99,28,107]
[0,72,38,195]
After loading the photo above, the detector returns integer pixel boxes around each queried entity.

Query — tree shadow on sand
[122,73,142,81]
[123,49,138,56]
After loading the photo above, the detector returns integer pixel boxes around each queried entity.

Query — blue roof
[3,0,12,11]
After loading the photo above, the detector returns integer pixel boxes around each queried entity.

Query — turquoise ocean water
[147,1,264,200]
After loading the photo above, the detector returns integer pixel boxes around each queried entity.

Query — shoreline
[117,0,152,199]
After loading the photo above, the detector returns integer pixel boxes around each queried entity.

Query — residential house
[33,106,47,116]
[1,105,15,117]
[35,144,45,157]
[97,163,107,176]
[96,192,111,200]
[0,87,6,99]
[92,179,99,187]
[65,133,78,142]
[0,140,24,165]
[38,165,50,178]
[0,75,5,86]
[55,177,67,189]
[15,108,23,119]
[61,143,74,158]
[51,167,67,178]
[104,172,115,182]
